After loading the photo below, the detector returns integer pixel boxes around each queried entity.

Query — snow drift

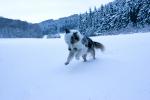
[0,32,150,100]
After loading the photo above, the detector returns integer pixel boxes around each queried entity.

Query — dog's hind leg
[82,54,87,62]
[90,49,96,60]
[65,50,75,65]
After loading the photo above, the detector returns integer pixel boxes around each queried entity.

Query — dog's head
[70,32,80,44]
[65,29,81,44]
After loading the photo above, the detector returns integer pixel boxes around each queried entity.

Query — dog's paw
[65,62,69,65]
[83,59,87,62]
[68,48,71,51]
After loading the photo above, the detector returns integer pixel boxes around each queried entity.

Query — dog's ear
[65,29,70,34]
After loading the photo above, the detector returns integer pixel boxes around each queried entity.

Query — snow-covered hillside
[0,33,150,100]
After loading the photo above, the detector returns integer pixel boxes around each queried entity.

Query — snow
[0,33,150,100]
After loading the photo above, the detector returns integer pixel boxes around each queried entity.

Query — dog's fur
[64,29,104,65]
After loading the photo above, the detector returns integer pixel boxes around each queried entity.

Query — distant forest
[0,0,149,38]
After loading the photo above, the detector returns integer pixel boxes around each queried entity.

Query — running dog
[64,29,104,65]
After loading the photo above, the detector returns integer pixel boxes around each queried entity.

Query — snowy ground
[0,33,150,100]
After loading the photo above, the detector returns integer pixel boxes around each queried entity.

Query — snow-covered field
[0,33,150,100]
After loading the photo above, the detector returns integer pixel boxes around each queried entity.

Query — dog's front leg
[65,50,75,65]
[75,49,82,60]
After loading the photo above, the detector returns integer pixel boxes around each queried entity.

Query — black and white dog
[64,29,104,65]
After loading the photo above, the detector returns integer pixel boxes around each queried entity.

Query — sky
[0,0,113,23]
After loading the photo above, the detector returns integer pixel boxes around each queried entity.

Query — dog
[64,29,105,65]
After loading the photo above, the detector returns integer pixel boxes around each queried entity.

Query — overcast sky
[0,0,113,23]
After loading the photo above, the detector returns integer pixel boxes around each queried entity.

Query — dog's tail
[94,42,105,52]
